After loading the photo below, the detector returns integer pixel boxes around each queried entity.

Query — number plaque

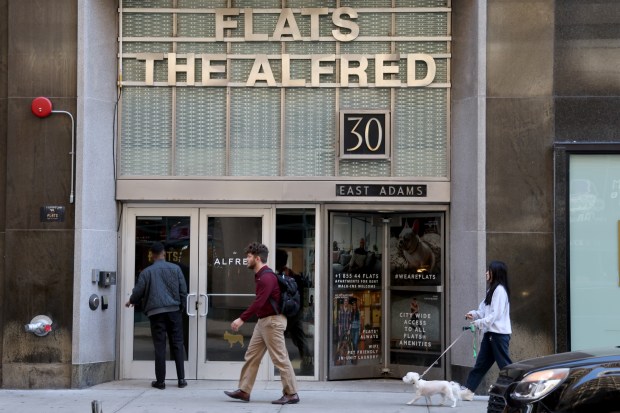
[340,110,390,159]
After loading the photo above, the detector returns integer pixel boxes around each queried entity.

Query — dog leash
[419,324,477,379]
[469,324,478,358]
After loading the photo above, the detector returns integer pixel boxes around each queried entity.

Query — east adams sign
[336,184,427,197]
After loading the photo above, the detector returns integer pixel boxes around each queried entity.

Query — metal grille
[124,0,172,8]
[234,0,280,8]
[354,5,392,37]
[177,13,217,39]
[121,87,172,176]
[175,88,227,176]
[284,38,337,177]
[339,159,391,177]
[229,88,280,176]
[287,0,336,6]
[347,0,392,8]
[123,13,173,38]
[396,0,448,6]
[396,12,449,37]
[178,0,227,8]
[119,1,451,178]
[487,374,513,413]
[284,3,336,37]
[397,41,448,54]
[285,89,336,176]
[486,394,507,413]
[394,88,447,177]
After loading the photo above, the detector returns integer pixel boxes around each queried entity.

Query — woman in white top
[461,261,512,401]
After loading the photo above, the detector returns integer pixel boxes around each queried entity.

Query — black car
[487,347,620,413]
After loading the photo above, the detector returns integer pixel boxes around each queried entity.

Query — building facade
[0,0,618,389]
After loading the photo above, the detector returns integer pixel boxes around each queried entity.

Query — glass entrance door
[121,208,197,380]
[196,208,271,379]
[121,207,271,380]
[329,213,384,379]
[328,212,445,380]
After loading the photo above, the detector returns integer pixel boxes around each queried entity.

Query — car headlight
[510,368,570,402]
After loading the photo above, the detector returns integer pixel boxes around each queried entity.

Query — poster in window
[389,216,442,286]
[331,291,382,367]
[390,290,441,353]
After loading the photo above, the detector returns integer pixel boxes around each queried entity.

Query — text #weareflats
[271,393,300,405]
[224,389,250,402]
[151,381,165,390]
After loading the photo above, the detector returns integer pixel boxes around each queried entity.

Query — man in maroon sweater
[224,242,300,405]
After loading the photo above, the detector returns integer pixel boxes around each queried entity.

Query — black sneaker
[178,379,188,388]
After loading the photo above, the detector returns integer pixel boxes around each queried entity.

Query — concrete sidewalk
[0,379,489,413]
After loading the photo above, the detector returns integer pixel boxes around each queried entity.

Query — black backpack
[268,270,301,318]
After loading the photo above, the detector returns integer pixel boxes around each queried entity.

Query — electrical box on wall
[92,269,117,287]
[98,271,117,287]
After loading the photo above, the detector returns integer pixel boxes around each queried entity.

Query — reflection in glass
[390,291,442,366]
[133,216,191,361]
[330,214,384,372]
[205,216,262,362]
[276,209,316,376]
[328,212,444,379]
[389,216,441,286]
[389,214,443,366]
[569,155,620,349]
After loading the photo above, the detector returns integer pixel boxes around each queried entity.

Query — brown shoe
[224,389,250,402]
[271,393,300,404]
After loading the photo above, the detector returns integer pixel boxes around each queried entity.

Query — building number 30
[346,116,383,152]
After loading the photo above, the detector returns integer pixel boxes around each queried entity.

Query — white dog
[402,372,460,408]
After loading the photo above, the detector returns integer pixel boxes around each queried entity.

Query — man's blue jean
[465,332,512,392]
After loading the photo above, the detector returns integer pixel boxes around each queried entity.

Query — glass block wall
[119,0,451,178]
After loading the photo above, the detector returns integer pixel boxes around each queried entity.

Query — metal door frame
[196,207,272,379]
[119,205,272,380]
[120,207,199,380]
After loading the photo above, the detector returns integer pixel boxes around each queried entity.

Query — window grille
[119,0,451,178]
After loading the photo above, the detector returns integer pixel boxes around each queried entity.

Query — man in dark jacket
[125,242,188,390]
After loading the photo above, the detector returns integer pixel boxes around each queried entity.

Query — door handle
[186,293,197,316]
[199,293,208,317]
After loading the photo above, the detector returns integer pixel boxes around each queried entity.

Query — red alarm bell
[31,96,53,118]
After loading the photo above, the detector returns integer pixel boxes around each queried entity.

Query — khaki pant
[238,314,298,395]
